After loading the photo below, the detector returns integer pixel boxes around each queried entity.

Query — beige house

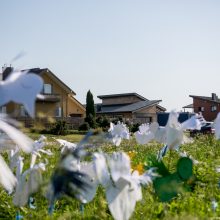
[96,93,166,123]
[1,66,85,127]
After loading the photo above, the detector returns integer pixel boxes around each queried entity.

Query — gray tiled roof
[182,103,193,108]
[98,100,161,113]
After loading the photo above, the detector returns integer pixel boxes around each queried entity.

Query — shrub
[96,116,110,130]
[78,122,90,131]
[85,113,97,128]
[49,120,67,135]
[111,117,123,125]
[129,123,140,133]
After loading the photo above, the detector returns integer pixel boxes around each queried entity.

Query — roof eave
[132,101,161,113]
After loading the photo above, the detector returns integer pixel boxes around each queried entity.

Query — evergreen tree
[85,90,96,128]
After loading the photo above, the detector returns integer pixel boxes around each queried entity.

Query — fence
[14,116,84,130]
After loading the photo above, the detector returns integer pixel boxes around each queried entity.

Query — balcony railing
[36,93,61,102]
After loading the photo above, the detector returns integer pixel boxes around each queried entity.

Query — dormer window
[44,84,52,94]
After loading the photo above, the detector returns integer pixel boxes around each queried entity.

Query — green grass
[1,133,220,219]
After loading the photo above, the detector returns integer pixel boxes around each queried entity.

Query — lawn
[1,132,220,220]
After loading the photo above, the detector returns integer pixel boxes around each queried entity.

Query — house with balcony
[0,66,85,127]
[185,93,220,121]
[96,92,166,124]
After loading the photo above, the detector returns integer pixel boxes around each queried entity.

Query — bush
[129,123,140,133]
[49,120,67,135]
[85,113,97,128]
[78,122,90,131]
[96,116,110,130]
[111,117,123,125]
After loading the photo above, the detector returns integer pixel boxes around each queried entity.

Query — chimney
[2,64,7,73]
[2,66,13,80]
[211,93,218,101]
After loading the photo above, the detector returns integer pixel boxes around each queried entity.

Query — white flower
[0,114,33,153]
[0,70,43,117]
[214,112,220,139]
[55,138,77,154]
[134,123,155,145]
[93,152,152,220]
[108,122,130,146]
[30,135,52,168]
[0,155,17,193]
[13,162,46,207]
[211,199,218,212]
[181,113,205,131]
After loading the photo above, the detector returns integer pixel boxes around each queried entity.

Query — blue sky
[1,0,220,111]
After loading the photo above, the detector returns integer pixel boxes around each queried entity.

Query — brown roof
[2,67,76,95]
[189,94,220,103]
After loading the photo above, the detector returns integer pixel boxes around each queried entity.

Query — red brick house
[189,93,220,121]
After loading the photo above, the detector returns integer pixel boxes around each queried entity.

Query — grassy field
[1,132,220,220]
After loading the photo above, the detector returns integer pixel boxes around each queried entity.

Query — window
[43,84,52,94]
[198,107,204,112]
[211,106,217,112]
[55,107,62,117]
[20,105,28,117]
[0,106,6,114]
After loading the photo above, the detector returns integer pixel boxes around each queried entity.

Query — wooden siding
[101,96,144,105]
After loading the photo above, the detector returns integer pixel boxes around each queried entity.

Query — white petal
[0,119,33,153]
[214,112,220,139]
[108,152,131,183]
[181,114,203,130]
[93,153,110,187]
[134,131,154,145]
[0,71,43,118]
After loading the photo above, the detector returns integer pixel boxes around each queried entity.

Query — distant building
[96,92,166,124]
[0,66,85,128]
[188,93,220,121]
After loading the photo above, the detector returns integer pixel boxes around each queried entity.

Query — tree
[85,90,96,128]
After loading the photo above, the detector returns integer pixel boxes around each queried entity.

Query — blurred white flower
[108,122,130,146]
[0,155,17,193]
[0,114,33,153]
[13,162,46,207]
[0,70,43,117]
[134,123,155,145]
[181,113,205,131]
[30,135,52,168]
[214,112,220,139]
[211,199,218,212]
[55,138,77,154]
